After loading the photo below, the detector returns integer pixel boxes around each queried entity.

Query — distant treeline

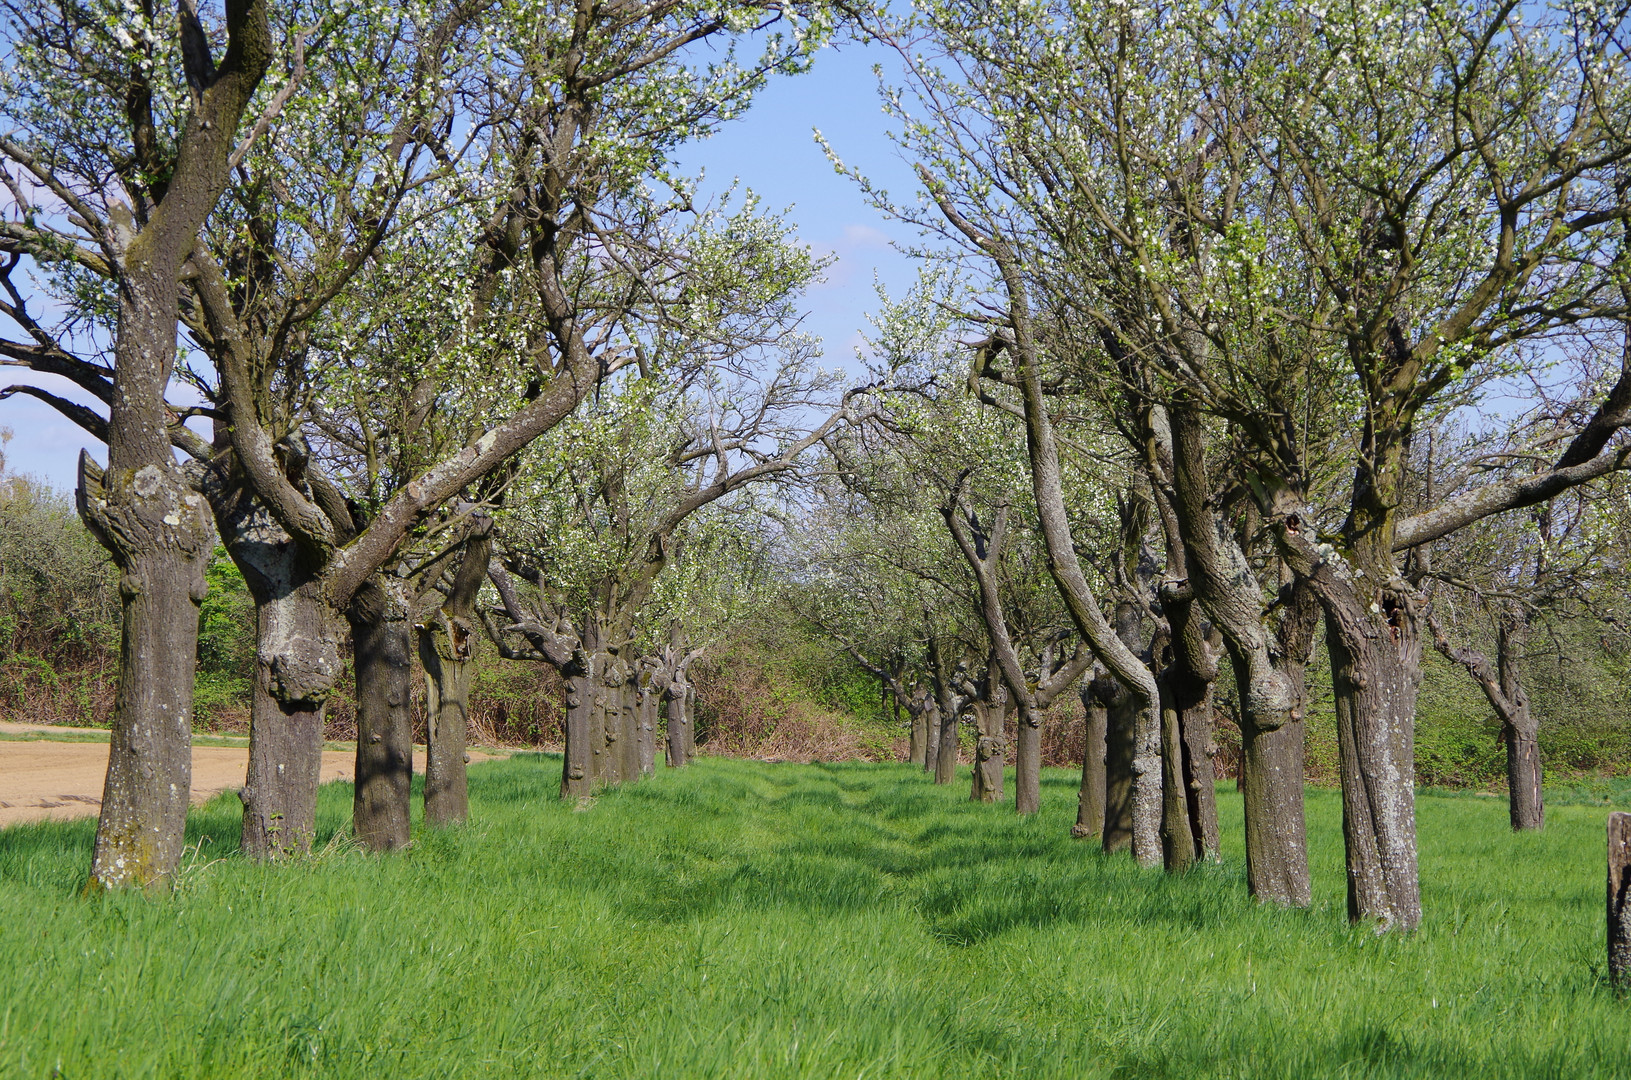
[3,476,1625,785]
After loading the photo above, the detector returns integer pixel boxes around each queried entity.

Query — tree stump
[1609,812,1631,989]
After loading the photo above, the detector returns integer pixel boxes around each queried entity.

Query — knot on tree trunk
[1242,670,1297,731]
[76,452,213,575]
[267,635,342,707]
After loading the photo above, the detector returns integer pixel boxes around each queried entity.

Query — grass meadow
[1,756,1628,1079]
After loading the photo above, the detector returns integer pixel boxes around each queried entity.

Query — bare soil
[0,721,501,827]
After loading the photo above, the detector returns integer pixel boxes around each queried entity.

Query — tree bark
[1323,589,1423,931]
[562,649,596,799]
[349,577,415,851]
[923,694,942,775]
[1610,812,1631,989]
[1015,706,1043,813]
[970,678,1008,804]
[418,521,490,826]
[635,662,658,779]
[664,682,690,767]
[1166,405,1314,905]
[202,483,345,859]
[1158,664,1198,871]
[908,689,929,768]
[81,451,213,890]
[935,703,960,785]
[240,556,340,854]
[1102,679,1138,853]
[929,638,963,785]
[1073,684,1108,839]
[1181,679,1221,859]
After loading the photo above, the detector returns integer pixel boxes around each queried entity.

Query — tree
[0,0,274,888]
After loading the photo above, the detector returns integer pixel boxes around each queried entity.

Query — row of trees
[1,0,1628,943]
[0,0,854,886]
[792,0,1631,932]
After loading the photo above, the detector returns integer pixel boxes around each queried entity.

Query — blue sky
[1,39,921,490]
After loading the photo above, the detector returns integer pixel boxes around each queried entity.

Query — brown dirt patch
[0,721,502,828]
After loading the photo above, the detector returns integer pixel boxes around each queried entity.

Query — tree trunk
[1498,610,1543,831]
[636,666,658,778]
[1015,705,1044,814]
[80,457,213,890]
[1073,686,1108,839]
[971,695,1007,804]
[242,575,339,856]
[349,577,415,851]
[592,650,624,787]
[619,659,642,783]
[1325,594,1422,931]
[1158,671,1198,871]
[1609,812,1631,989]
[418,522,490,827]
[1165,406,1315,904]
[664,682,691,768]
[935,704,959,785]
[212,491,344,859]
[909,702,928,768]
[1103,682,1138,853]
[75,0,273,892]
[1181,684,1221,859]
[418,622,471,826]
[1428,602,1542,832]
[923,697,941,774]
[562,649,596,799]
[929,638,961,785]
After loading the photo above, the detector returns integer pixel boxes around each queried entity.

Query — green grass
[0,758,1626,1079]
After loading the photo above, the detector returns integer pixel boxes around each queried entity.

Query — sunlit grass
[1,755,1625,1078]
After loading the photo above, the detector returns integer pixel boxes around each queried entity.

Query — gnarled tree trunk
[908,689,929,768]
[418,521,491,827]
[80,456,214,890]
[562,646,596,799]
[238,547,342,854]
[1325,596,1421,930]
[1102,677,1139,853]
[636,664,658,778]
[73,0,273,892]
[923,695,942,775]
[1166,406,1314,905]
[1073,681,1109,839]
[349,577,416,851]
[970,676,1008,804]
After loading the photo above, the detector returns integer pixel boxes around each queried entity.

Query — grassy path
[0,756,1627,1078]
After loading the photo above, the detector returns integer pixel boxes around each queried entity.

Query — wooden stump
[1609,812,1631,989]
